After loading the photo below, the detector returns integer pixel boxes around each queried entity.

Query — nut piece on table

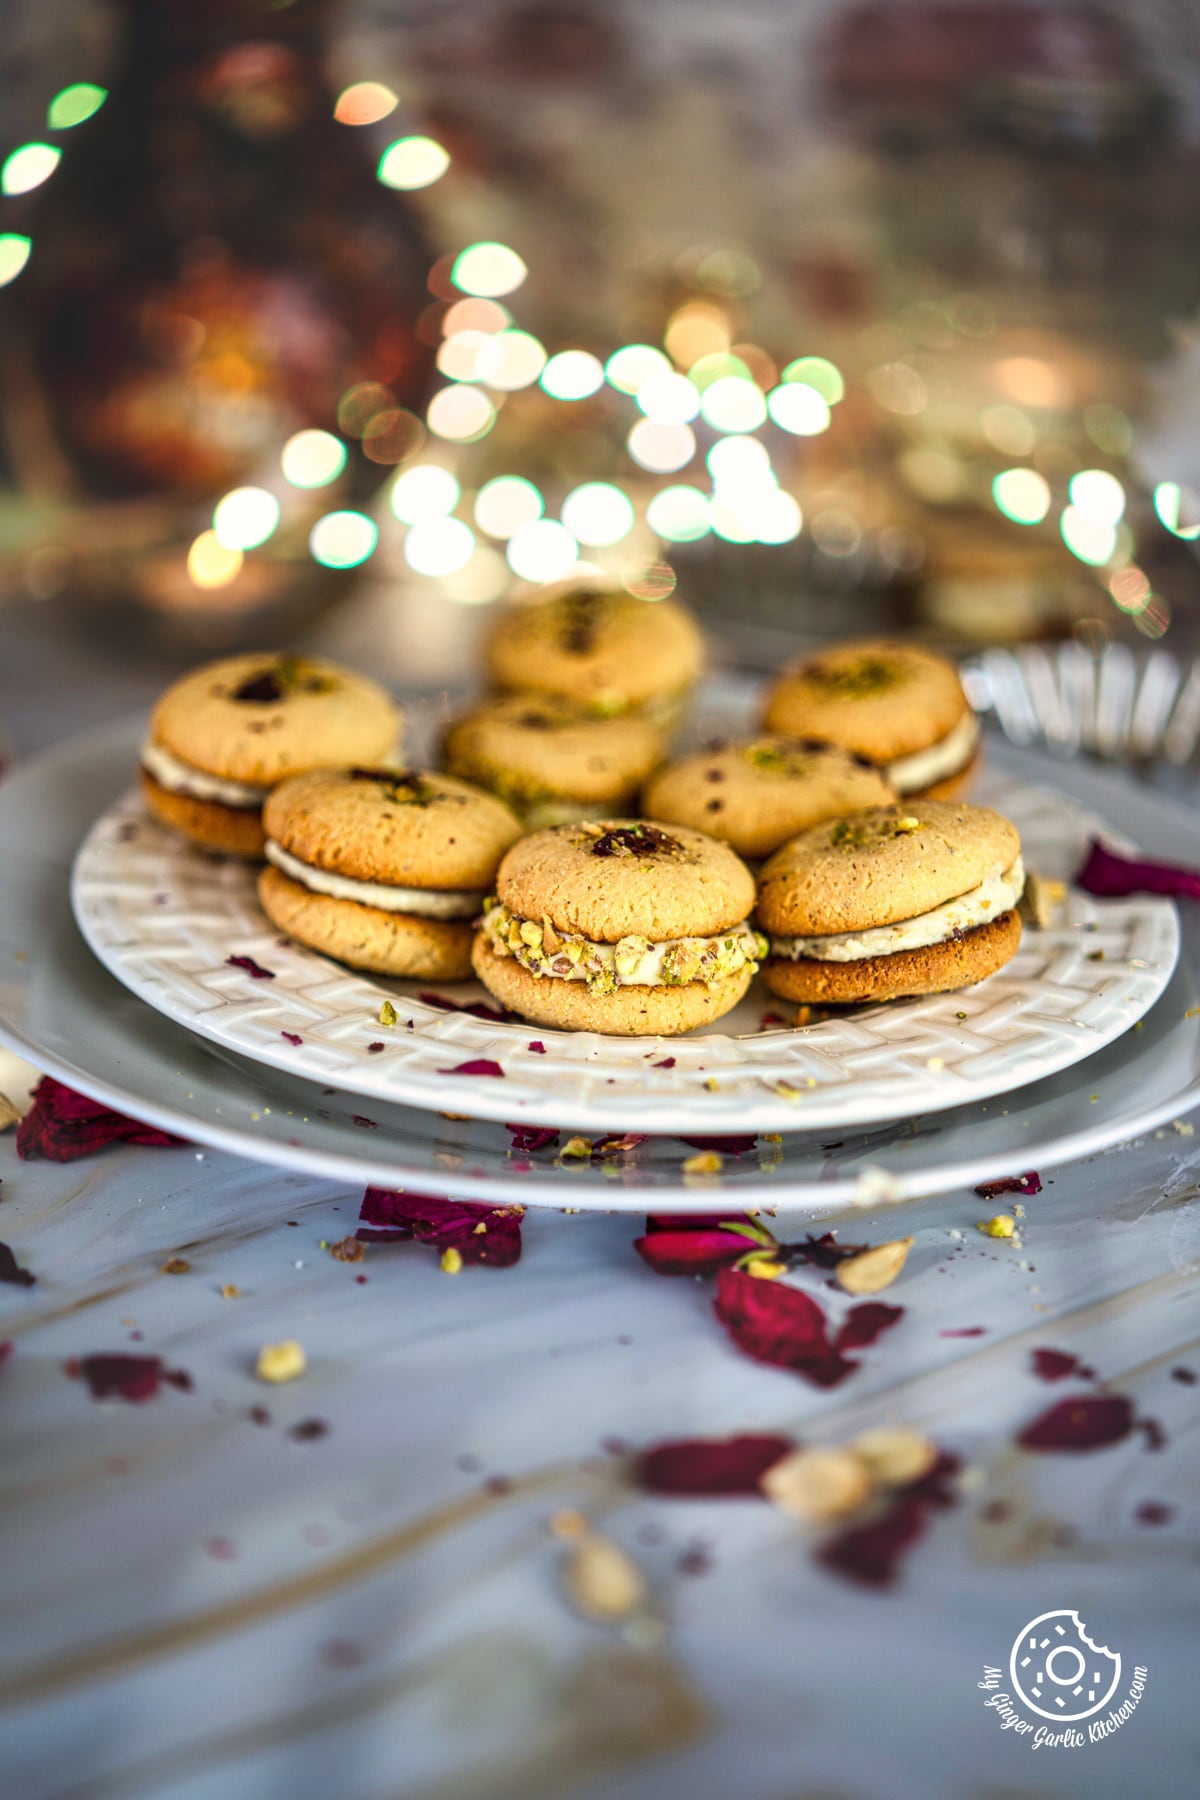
[835,1236,913,1294]
[760,1446,874,1523]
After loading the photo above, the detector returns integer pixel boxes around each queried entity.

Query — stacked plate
[2,680,1198,1215]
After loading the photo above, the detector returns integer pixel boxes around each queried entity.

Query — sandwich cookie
[756,800,1023,1004]
[258,768,522,980]
[473,819,762,1036]
[643,735,896,862]
[762,640,979,800]
[141,653,402,858]
[485,581,704,726]
[444,694,666,829]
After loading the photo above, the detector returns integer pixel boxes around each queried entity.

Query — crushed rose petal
[817,1452,960,1588]
[17,1077,184,1163]
[1017,1393,1134,1452]
[835,1302,904,1352]
[0,1242,36,1288]
[358,1188,522,1267]
[438,1060,505,1078]
[635,1434,794,1495]
[1031,1347,1082,1382]
[975,1171,1042,1198]
[419,992,508,1022]
[528,1041,546,1054]
[713,1268,857,1388]
[68,1354,192,1403]
[506,1123,560,1153]
[1077,838,1200,902]
[280,1031,303,1046]
[226,955,275,979]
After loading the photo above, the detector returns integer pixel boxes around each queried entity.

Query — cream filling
[265,841,484,920]
[769,857,1024,963]
[886,710,980,794]
[521,798,608,831]
[482,903,764,994]
[141,740,270,808]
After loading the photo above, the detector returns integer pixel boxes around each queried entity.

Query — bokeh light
[403,517,476,577]
[561,483,635,548]
[646,486,711,543]
[474,475,544,539]
[506,520,579,583]
[606,344,672,395]
[2,144,60,196]
[452,242,527,298]
[623,563,678,601]
[334,83,397,126]
[187,531,242,590]
[0,235,32,287]
[1069,469,1125,528]
[1060,505,1116,566]
[441,545,510,605]
[707,498,756,544]
[781,357,844,404]
[636,371,701,426]
[337,382,393,437]
[540,350,605,401]
[767,382,831,436]
[706,436,773,486]
[1153,481,1200,541]
[627,419,696,473]
[475,329,547,391]
[868,362,927,415]
[699,376,768,433]
[1110,567,1152,614]
[992,468,1051,525]
[982,405,1036,457]
[997,356,1068,408]
[443,298,509,336]
[1083,404,1133,458]
[362,409,424,466]
[212,487,280,552]
[664,303,730,367]
[437,330,489,381]
[309,511,378,569]
[746,490,803,544]
[687,351,752,392]
[390,464,460,524]
[811,509,863,558]
[377,136,449,190]
[426,386,496,442]
[281,429,347,489]
[46,83,107,130]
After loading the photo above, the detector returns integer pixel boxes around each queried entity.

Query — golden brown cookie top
[443,694,665,806]
[644,736,896,860]
[150,654,401,784]
[263,768,522,890]
[755,800,1021,937]
[762,640,969,763]
[495,819,756,942]
[485,584,704,712]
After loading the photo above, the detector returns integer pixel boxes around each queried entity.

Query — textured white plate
[2,720,1200,1210]
[70,759,1179,1135]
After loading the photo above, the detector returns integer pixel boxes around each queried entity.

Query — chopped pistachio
[255,1339,307,1383]
[378,999,398,1027]
[977,1214,1016,1239]
[440,1246,463,1274]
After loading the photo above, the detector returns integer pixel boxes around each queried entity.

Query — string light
[2,144,60,196]
[1069,469,1125,528]
[780,357,844,403]
[475,329,546,390]
[187,532,242,589]
[212,488,280,552]
[506,519,579,582]
[627,420,696,473]
[636,371,700,426]
[452,242,527,298]
[767,383,830,436]
[540,350,605,401]
[390,464,460,524]
[606,345,671,395]
[426,386,495,442]
[699,377,767,433]
[403,517,475,576]
[992,468,1051,525]
[1060,505,1116,567]
[560,483,635,548]
[281,430,346,489]
[334,83,398,126]
[646,486,710,543]
[377,137,450,190]
[0,235,32,287]
[1154,481,1200,541]
[309,512,378,569]
[474,476,543,539]
[46,83,107,130]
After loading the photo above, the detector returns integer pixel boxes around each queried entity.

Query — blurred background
[2,0,1200,753]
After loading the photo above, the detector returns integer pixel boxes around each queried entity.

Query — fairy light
[767,383,830,436]
[1154,481,1200,541]
[443,298,509,336]
[699,377,767,433]
[334,83,398,126]
[46,83,107,130]
[664,303,730,367]
[780,357,844,404]
[437,330,489,381]
[687,352,752,392]
[992,468,1051,525]
[474,476,543,539]
[1060,505,1116,567]
[426,386,495,442]
[475,329,547,391]
[452,242,527,298]
[627,420,696,474]
[403,517,475,577]
[560,483,635,548]
[1,144,60,196]
[309,511,378,569]
[606,345,672,395]
[281,430,346,489]
[390,464,461,524]
[540,350,605,401]
[1069,469,1125,528]
[0,235,32,286]
[212,487,280,552]
[646,486,710,543]
[636,371,700,426]
[706,436,772,486]
[377,136,449,190]
[506,519,579,583]
[745,490,802,544]
[187,532,242,589]
[707,497,756,544]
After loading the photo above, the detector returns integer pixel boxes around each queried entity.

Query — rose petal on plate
[1077,838,1200,901]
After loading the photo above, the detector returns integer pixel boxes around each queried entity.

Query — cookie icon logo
[1009,1610,1122,1722]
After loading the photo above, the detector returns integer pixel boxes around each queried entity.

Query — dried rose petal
[636,1433,794,1495]
[635,1227,754,1276]
[506,1123,559,1153]
[940,1326,986,1338]
[419,992,508,1022]
[438,1060,505,1078]
[796,1231,868,1269]
[0,1242,36,1288]
[1136,1416,1167,1452]
[280,1031,303,1046]
[975,1171,1042,1199]
[1018,1393,1134,1452]
[713,1268,857,1387]
[358,1188,522,1267]
[351,1115,378,1130]
[17,1077,183,1163]
[835,1302,904,1352]
[68,1354,191,1404]
[528,1040,546,1054]
[650,1057,676,1069]
[1077,837,1200,901]
[1031,1347,1080,1382]
[226,955,275,979]
[817,1452,960,1588]
[681,1135,756,1157]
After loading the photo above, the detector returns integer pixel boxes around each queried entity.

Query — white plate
[70,758,1178,1136]
[2,720,1200,1211]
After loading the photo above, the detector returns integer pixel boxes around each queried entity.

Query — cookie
[761,639,978,799]
[643,736,896,861]
[756,800,1023,1003]
[484,580,704,724]
[141,653,402,857]
[444,694,665,828]
[472,819,761,1035]
[257,767,522,979]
